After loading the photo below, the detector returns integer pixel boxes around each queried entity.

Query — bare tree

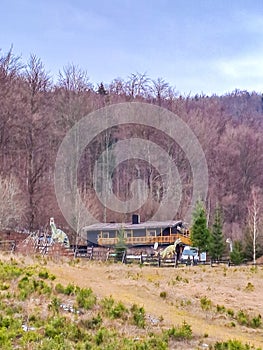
[0,175,25,229]
[126,72,150,98]
[56,63,93,129]
[58,63,92,93]
[150,77,170,106]
[0,48,23,173]
[109,78,126,95]
[247,186,262,264]
[20,54,52,230]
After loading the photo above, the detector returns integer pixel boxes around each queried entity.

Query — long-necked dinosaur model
[160,238,181,259]
[50,217,70,248]
[226,238,233,252]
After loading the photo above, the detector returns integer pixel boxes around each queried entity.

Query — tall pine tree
[209,206,225,260]
[190,201,210,253]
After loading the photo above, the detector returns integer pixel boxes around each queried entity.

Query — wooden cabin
[83,215,191,247]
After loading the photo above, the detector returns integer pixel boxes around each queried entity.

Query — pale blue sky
[1,0,263,95]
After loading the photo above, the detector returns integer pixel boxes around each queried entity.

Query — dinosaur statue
[226,238,233,253]
[50,217,70,248]
[160,238,181,259]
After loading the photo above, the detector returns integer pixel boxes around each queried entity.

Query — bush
[45,317,64,338]
[100,296,128,319]
[38,270,49,279]
[55,283,65,294]
[236,310,249,326]
[76,287,96,310]
[251,314,262,328]
[227,309,235,317]
[200,296,212,311]
[166,321,192,340]
[216,304,226,313]
[244,282,254,292]
[213,339,259,350]
[94,327,110,346]
[130,304,146,328]
[80,314,102,329]
[64,283,76,296]
[160,291,167,299]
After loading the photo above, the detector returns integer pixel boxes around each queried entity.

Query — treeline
[0,48,263,243]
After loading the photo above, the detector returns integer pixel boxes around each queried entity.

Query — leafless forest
[0,48,263,244]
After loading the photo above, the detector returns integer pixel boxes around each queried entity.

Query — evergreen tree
[209,206,225,260]
[230,241,245,265]
[190,201,210,253]
[114,228,127,262]
[97,82,107,95]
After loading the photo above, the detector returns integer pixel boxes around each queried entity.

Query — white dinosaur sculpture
[50,217,70,248]
[160,238,181,259]
[226,238,233,252]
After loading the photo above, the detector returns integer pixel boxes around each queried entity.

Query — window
[124,230,132,238]
[102,232,109,239]
[147,230,156,237]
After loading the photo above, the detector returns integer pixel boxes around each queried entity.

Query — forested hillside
[0,48,263,245]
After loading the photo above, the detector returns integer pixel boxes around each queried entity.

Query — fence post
[122,250,127,264]
[158,253,161,267]
[174,254,178,268]
[140,252,144,264]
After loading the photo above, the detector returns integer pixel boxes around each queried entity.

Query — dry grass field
[45,258,263,349]
[1,252,263,349]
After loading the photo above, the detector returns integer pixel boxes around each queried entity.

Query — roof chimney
[132,214,140,224]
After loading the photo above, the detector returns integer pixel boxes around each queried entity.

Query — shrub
[110,301,128,319]
[76,287,96,310]
[130,304,146,328]
[213,339,259,350]
[80,314,102,330]
[244,282,255,292]
[236,310,249,326]
[251,314,262,328]
[94,327,110,346]
[64,283,76,296]
[216,304,226,313]
[146,334,168,349]
[166,321,192,340]
[200,296,212,311]
[227,309,235,318]
[160,291,167,299]
[0,283,9,291]
[48,297,61,315]
[38,270,49,279]
[100,296,128,319]
[55,283,65,294]
[44,316,66,338]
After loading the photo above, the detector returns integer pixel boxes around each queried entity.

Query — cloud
[217,54,263,79]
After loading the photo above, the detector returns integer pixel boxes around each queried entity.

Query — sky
[1,0,263,96]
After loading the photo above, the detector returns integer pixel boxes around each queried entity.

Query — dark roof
[83,220,184,232]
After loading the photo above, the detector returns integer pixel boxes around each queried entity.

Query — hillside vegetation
[1,48,263,245]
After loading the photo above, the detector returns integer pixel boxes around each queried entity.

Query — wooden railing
[98,233,191,246]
